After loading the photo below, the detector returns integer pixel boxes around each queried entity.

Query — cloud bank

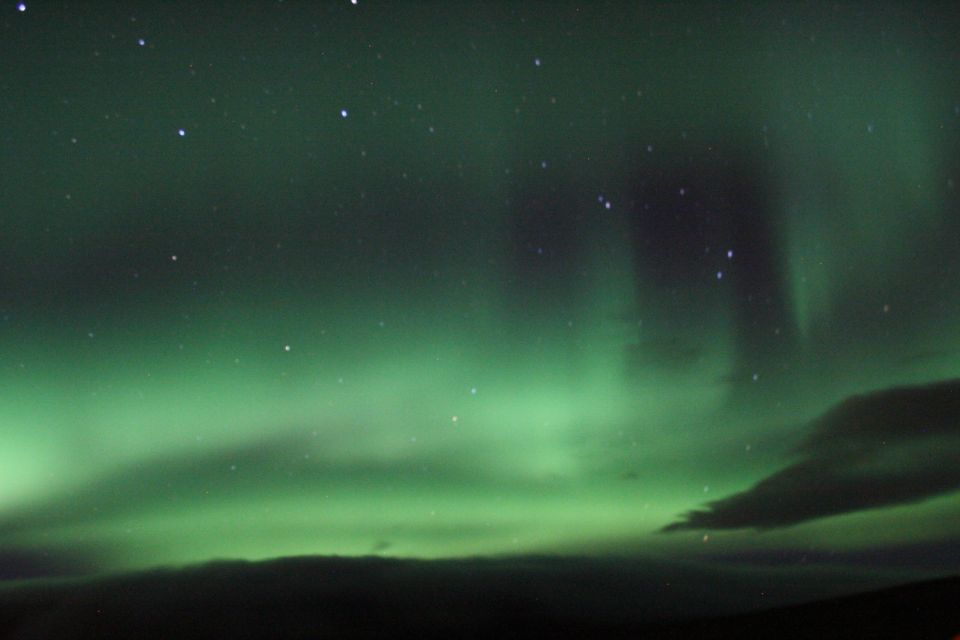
[664,379,960,531]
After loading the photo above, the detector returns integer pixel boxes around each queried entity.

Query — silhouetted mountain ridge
[0,555,956,639]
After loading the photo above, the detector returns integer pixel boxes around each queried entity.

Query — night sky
[1,1,960,585]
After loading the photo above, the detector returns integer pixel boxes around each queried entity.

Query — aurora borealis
[1,0,959,587]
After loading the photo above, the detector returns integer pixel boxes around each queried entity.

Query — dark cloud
[664,379,960,531]
[0,550,97,582]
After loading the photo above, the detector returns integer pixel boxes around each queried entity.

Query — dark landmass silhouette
[0,555,957,639]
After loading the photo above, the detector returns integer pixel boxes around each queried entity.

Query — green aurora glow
[1,2,959,578]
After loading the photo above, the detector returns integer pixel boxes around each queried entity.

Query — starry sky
[1,1,960,582]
